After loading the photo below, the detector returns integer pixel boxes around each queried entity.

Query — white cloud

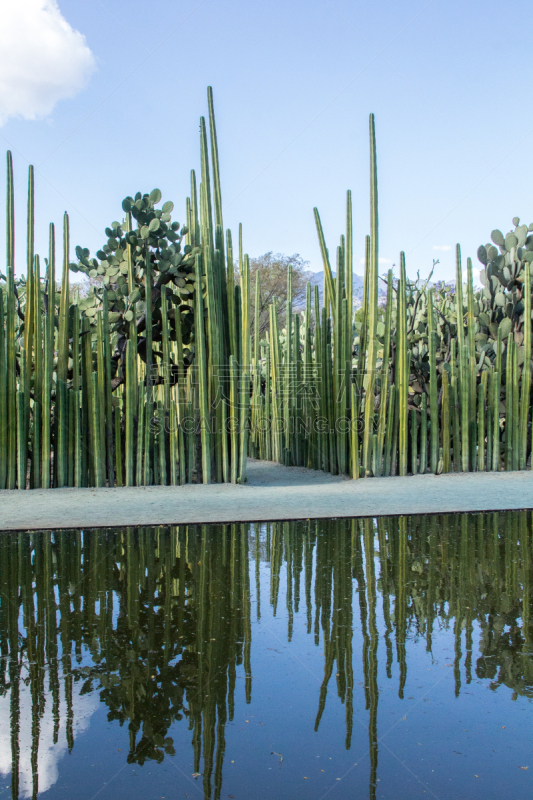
[0,673,98,798]
[0,1,96,125]
[433,245,452,251]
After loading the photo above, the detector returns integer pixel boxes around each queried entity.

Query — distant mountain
[308,270,386,307]
[307,272,458,308]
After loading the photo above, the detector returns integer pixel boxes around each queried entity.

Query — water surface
[0,512,531,799]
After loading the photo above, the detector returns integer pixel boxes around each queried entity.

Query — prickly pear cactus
[391,217,533,406]
[71,190,204,373]
[477,218,533,355]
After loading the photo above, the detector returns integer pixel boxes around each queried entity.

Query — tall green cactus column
[520,262,531,469]
[397,253,409,477]
[41,224,55,489]
[5,153,16,489]
[56,213,71,487]
[375,270,393,475]
[195,253,211,483]
[0,288,6,489]
[427,290,439,474]
[455,245,469,472]
[362,114,379,477]
[466,257,477,470]
[238,255,251,483]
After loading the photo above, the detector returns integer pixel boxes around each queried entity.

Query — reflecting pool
[0,512,531,799]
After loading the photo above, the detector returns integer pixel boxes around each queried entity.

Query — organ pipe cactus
[0,88,251,487]
[1,97,533,489]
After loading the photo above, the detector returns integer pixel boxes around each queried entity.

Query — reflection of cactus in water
[0,525,252,800]
[0,513,531,799]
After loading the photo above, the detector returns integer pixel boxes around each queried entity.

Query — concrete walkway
[1,459,532,531]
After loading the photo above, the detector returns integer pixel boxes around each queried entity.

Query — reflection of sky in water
[0,516,531,799]
[0,676,98,798]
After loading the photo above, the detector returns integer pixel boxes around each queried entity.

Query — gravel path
[1,459,531,531]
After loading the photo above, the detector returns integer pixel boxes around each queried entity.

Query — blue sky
[1,0,532,283]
